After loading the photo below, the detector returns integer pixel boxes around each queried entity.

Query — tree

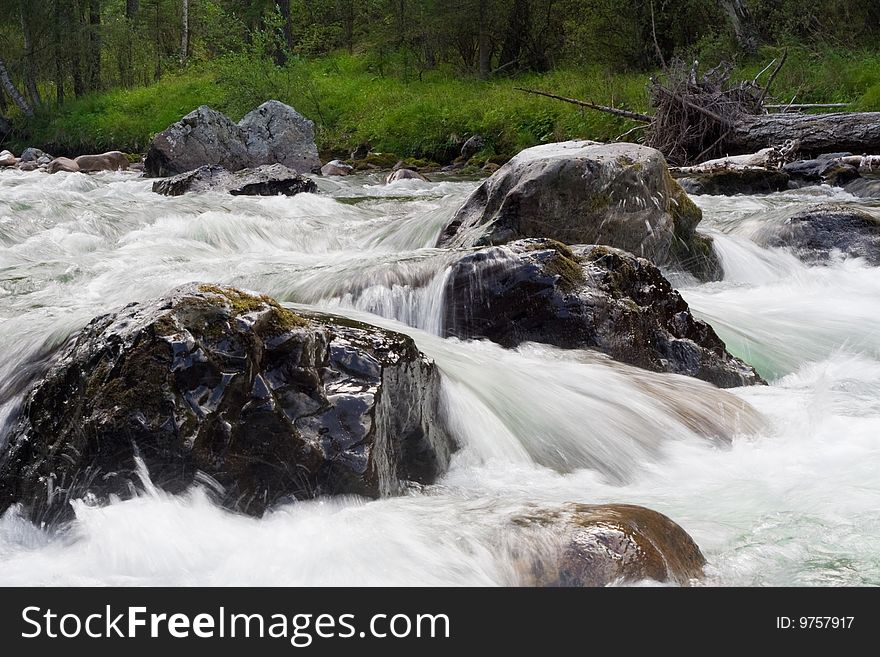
[0,57,34,117]
[181,0,189,62]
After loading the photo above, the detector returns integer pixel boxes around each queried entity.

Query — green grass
[10,48,880,160]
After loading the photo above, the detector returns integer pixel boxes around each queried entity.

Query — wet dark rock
[784,155,860,187]
[144,101,320,177]
[152,164,317,197]
[844,177,880,198]
[0,284,455,526]
[517,504,706,587]
[438,141,720,281]
[442,239,762,388]
[758,204,880,265]
[677,166,789,195]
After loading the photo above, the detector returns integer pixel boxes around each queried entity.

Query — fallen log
[728,112,880,156]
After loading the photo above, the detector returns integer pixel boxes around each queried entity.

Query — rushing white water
[1,169,880,586]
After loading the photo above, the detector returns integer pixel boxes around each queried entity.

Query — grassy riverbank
[10,48,880,161]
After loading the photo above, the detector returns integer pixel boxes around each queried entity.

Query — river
[1,169,879,585]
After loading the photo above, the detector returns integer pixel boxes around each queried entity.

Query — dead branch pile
[643,58,771,165]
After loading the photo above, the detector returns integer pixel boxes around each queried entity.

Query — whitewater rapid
[1,169,879,586]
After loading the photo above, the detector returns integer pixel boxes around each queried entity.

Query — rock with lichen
[0,284,455,526]
[437,141,719,280]
[442,239,762,388]
[515,503,706,587]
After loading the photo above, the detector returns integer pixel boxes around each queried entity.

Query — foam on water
[1,171,879,585]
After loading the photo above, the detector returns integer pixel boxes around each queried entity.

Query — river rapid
[1,169,879,586]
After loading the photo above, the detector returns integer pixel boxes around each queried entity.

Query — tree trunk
[729,112,880,156]
[719,0,758,55]
[0,57,34,117]
[87,0,102,91]
[126,0,139,20]
[274,0,293,66]
[499,0,529,72]
[54,0,66,104]
[181,0,190,63]
[478,0,491,79]
[19,0,42,107]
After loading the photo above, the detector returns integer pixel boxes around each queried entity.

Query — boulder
[461,134,486,160]
[517,504,706,587]
[438,141,719,280]
[782,157,860,187]
[0,284,455,526]
[18,161,39,172]
[152,164,318,197]
[47,157,80,174]
[74,151,130,172]
[676,166,790,195]
[238,100,321,174]
[442,239,762,388]
[844,177,880,198]
[36,155,52,166]
[20,147,46,163]
[0,150,16,167]
[757,204,880,266]
[144,105,248,177]
[321,159,354,176]
[386,169,427,184]
[144,101,321,178]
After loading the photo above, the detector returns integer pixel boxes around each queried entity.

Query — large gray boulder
[238,100,321,175]
[0,284,455,526]
[144,101,320,177]
[438,141,719,280]
[442,239,762,388]
[517,504,706,587]
[152,163,317,197]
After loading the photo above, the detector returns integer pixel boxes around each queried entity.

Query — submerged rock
[144,100,320,177]
[758,204,880,265]
[784,153,863,187]
[676,166,789,195]
[438,141,719,280]
[0,284,455,526]
[442,239,762,388]
[844,177,880,198]
[517,504,706,587]
[386,168,427,184]
[152,163,317,197]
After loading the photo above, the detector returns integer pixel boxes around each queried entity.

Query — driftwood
[514,88,652,123]
[728,112,880,156]
[518,54,880,165]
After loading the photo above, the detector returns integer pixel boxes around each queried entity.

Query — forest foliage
[1,1,879,158]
